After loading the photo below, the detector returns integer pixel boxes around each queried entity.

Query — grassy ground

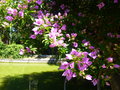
[0,63,111,90]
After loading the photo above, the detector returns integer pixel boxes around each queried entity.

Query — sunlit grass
[0,63,58,84]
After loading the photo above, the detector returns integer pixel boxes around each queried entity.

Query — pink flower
[66,34,70,38]
[106,82,110,86]
[72,23,75,26]
[106,57,113,62]
[88,51,97,59]
[27,0,31,3]
[59,62,69,70]
[102,64,106,68]
[92,79,98,86]
[36,0,42,5]
[19,10,24,18]
[32,27,39,32]
[70,49,78,55]
[34,5,39,9]
[116,34,120,38]
[86,75,92,80]
[60,4,65,10]
[73,42,78,48]
[33,18,44,26]
[5,16,14,21]
[97,2,105,10]
[82,52,88,57]
[66,54,73,60]
[30,35,36,39]
[61,24,66,30]
[78,62,88,71]
[114,0,118,3]
[70,62,74,69]
[82,57,90,64]
[7,8,17,16]
[26,47,31,53]
[71,33,77,37]
[62,69,76,81]
[19,49,24,55]
[49,43,56,48]
[89,46,95,49]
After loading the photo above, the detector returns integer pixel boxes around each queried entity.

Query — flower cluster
[107,32,120,38]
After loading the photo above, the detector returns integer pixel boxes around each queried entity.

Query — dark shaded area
[111,73,120,90]
[0,71,111,90]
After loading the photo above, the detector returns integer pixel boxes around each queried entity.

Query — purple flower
[113,64,120,68]
[78,62,88,71]
[70,62,74,69]
[92,79,98,86]
[82,52,88,57]
[71,33,77,37]
[58,40,64,45]
[78,12,82,16]
[114,0,118,3]
[34,5,39,9]
[89,46,95,50]
[88,51,97,59]
[106,57,113,62]
[7,8,17,16]
[66,54,73,60]
[32,27,39,32]
[26,47,31,53]
[62,69,76,81]
[73,42,78,48]
[38,30,44,35]
[30,35,36,39]
[76,52,82,57]
[84,41,90,46]
[33,18,44,26]
[82,40,90,46]
[19,10,24,18]
[102,64,106,68]
[61,24,66,30]
[27,0,31,3]
[53,23,59,28]
[59,62,69,70]
[82,57,90,64]
[66,34,70,38]
[23,5,28,9]
[72,23,75,26]
[82,39,87,43]
[116,35,120,38]
[19,49,24,55]
[86,75,92,80]
[97,2,105,10]
[106,82,110,86]
[5,16,14,21]
[65,9,70,13]
[60,4,65,10]
[49,43,56,48]
[36,0,42,5]
[70,49,78,56]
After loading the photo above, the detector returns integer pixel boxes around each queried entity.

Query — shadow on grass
[0,71,111,90]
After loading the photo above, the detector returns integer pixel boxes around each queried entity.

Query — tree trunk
[111,73,120,90]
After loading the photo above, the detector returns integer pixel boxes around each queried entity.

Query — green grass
[0,63,58,78]
[0,63,111,90]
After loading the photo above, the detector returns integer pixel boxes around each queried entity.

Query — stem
[64,78,67,90]
[97,79,101,90]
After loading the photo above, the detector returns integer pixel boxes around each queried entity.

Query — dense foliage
[0,0,120,89]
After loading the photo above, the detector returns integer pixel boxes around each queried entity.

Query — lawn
[0,63,110,90]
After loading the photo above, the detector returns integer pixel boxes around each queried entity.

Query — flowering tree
[0,0,120,90]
